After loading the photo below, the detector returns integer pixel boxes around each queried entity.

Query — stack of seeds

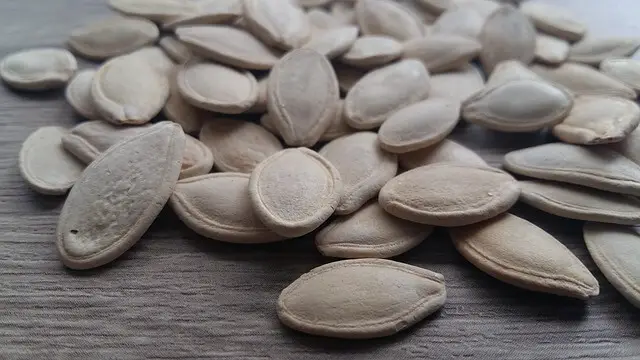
[6,0,640,340]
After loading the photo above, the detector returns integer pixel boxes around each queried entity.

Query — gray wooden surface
[1,1,639,359]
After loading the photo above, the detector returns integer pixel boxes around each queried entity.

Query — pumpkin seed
[319,100,356,141]
[398,138,486,169]
[303,26,359,59]
[163,0,242,29]
[600,58,640,93]
[108,0,198,23]
[307,8,341,31]
[431,7,484,39]
[340,35,403,68]
[403,34,481,73]
[355,0,424,41]
[519,2,586,42]
[485,59,541,88]
[429,64,485,103]
[159,35,193,64]
[163,69,204,134]
[128,46,175,77]
[535,34,570,65]
[65,69,100,119]
[0,48,77,91]
[569,36,640,66]
[243,0,312,49]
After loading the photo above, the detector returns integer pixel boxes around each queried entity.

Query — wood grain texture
[0,0,639,359]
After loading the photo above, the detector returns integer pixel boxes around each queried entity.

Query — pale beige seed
[569,37,640,66]
[19,127,84,195]
[307,8,341,31]
[485,59,541,88]
[248,148,342,237]
[163,69,204,134]
[378,98,460,153]
[267,49,339,147]
[345,59,430,130]
[398,139,486,170]
[380,164,519,226]
[65,69,100,119]
[584,223,640,308]
[319,132,398,215]
[530,62,636,100]
[91,53,169,125]
[340,35,403,68]
[331,1,356,25]
[520,180,640,225]
[303,26,359,59]
[127,46,175,78]
[169,173,285,243]
[479,5,536,74]
[0,48,77,91]
[553,95,640,145]
[176,59,258,114]
[159,35,193,64]
[246,76,268,113]
[277,259,446,339]
[179,135,215,179]
[320,100,356,141]
[429,65,485,103]
[600,58,640,94]
[431,7,484,39]
[403,34,481,74]
[316,201,434,259]
[108,0,198,23]
[175,25,279,70]
[162,0,242,29]
[450,213,599,299]
[417,0,453,15]
[243,0,312,49]
[504,143,640,196]
[67,16,159,60]
[535,34,569,65]
[199,118,282,173]
[57,122,185,270]
[462,79,573,132]
[355,0,424,41]
[334,63,368,92]
[519,2,586,42]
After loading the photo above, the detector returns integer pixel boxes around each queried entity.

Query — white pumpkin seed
[403,34,481,73]
[164,69,204,134]
[277,259,446,339]
[431,7,484,39]
[553,95,640,145]
[243,0,312,49]
[519,2,586,42]
[163,0,242,29]
[569,37,640,66]
[340,35,403,68]
[249,148,342,237]
[450,213,599,299]
[600,58,640,93]
[535,34,570,65]
[319,132,398,215]
[65,69,100,119]
[398,138,486,169]
[19,127,84,195]
[355,0,425,41]
[0,48,77,91]
[56,122,185,270]
[159,35,193,64]
[485,60,541,88]
[303,26,359,59]
[307,8,341,31]
[429,64,485,103]
[108,0,198,23]
[128,46,175,77]
[179,135,215,179]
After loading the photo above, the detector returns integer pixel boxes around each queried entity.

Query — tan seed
[600,58,640,94]
[519,2,586,42]
[0,48,77,91]
[108,0,197,23]
[158,35,193,64]
[534,34,570,65]
[429,65,485,103]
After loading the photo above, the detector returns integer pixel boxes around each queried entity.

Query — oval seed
[584,223,640,309]
[552,95,640,145]
[243,0,312,49]
[170,173,285,243]
[267,49,339,147]
[128,46,175,77]
[569,37,640,66]
[199,118,282,173]
[429,65,485,103]
[345,59,430,130]
[177,59,258,114]
[462,79,573,133]
[277,259,446,339]
[19,127,84,195]
[163,0,242,29]
[431,7,484,39]
[519,2,586,42]
[403,34,481,74]
[380,164,519,226]
[316,201,433,259]
[534,34,569,66]
[56,122,185,270]
[600,58,640,94]
[319,100,356,141]
[340,35,403,68]
[91,53,169,124]
[159,35,193,64]
[520,180,640,225]
[175,25,279,70]
[302,26,359,59]
[163,69,204,134]
[248,148,342,237]
[179,135,215,179]
[0,48,77,91]
[307,8,341,30]
[378,98,460,153]
[65,69,100,119]
[398,139,486,170]
[108,0,198,23]
[67,16,159,60]
[479,5,536,73]
[355,0,424,41]
[450,213,599,299]
[485,59,542,88]
[320,132,398,215]
[504,143,640,196]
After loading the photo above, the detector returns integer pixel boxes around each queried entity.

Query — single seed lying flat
[569,36,640,66]
[302,26,359,59]
[534,34,570,65]
[56,122,185,270]
[402,34,481,73]
[277,259,446,339]
[67,16,159,60]
[504,143,640,196]
[398,139,486,169]
[170,173,285,243]
[584,223,640,309]
[316,201,433,259]
[552,95,640,145]
[243,0,312,49]
[0,48,77,91]
[380,164,520,226]
[319,132,398,215]
[163,68,204,134]
[199,118,282,173]
[485,60,542,88]
[345,59,430,130]
[108,0,198,23]
[19,127,84,195]
[600,58,640,94]
[128,46,175,77]
[431,7,484,39]
[378,98,461,153]
[450,213,599,299]
[249,148,342,237]
[159,35,193,64]
[162,0,242,29]
[340,35,403,68]
[429,65,485,103]
[519,180,640,225]
[65,69,100,119]
[519,2,586,42]
[355,0,424,41]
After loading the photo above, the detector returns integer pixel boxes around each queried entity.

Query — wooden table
[1,0,639,358]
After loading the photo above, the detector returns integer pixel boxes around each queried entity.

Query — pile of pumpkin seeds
[6,0,640,340]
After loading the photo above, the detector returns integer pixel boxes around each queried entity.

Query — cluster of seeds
[6,0,640,340]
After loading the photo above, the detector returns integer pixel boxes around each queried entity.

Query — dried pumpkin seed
[243,0,312,49]
[355,0,424,41]
[340,35,403,68]
[398,139,486,169]
[403,34,481,73]
[0,48,77,91]
[65,69,100,119]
